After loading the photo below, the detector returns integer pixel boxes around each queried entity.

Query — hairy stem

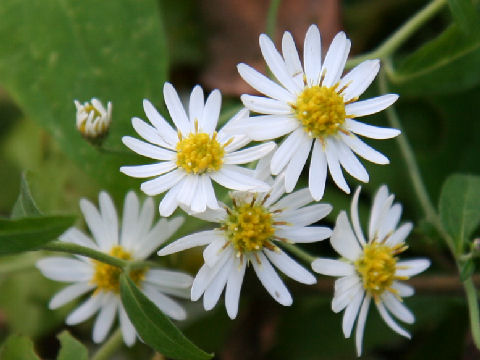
[91,328,123,360]
[279,242,315,264]
[346,0,447,68]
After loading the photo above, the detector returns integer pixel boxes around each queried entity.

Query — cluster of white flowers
[42,24,429,356]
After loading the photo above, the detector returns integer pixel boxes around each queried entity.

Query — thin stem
[42,241,127,268]
[266,0,282,40]
[279,242,315,264]
[91,328,123,360]
[346,0,447,68]
[463,278,480,349]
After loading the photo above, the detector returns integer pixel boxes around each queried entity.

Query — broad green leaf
[391,25,480,95]
[439,174,480,250]
[11,172,41,218]
[447,0,480,34]
[57,331,88,360]
[0,0,169,199]
[0,335,41,360]
[120,275,213,360]
[0,215,74,255]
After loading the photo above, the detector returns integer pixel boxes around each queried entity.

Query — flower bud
[75,98,112,144]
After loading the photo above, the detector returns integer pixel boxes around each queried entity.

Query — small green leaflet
[11,172,41,218]
[0,335,41,360]
[56,331,88,360]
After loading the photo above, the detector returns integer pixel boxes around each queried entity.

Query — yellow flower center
[294,85,346,138]
[91,246,146,293]
[176,132,225,174]
[224,200,275,253]
[354,242,405,296]
[83,104,102,118]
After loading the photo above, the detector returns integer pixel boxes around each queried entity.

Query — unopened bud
[75,98,112,144]
[473,238,480,251]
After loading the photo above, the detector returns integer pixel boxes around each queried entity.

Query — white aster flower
[120,83,275,216]
[235,24,400,200]
[75,98,112,141]
[311,185,430,356]
[36,191,192,346]
[158,166,332,319]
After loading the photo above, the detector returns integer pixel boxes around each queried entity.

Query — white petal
[201,89,221,135]
[369,186,392,240]
[203,238,228,267]
[383,292,414,323]
[346,94,399,118]
[271,188,312,211]
[122,136,175,161]
[120,162,176,178]
[355,294,371,356]
[334,139,369,183]
[378,203,402,241]
[284,132,312,192]
[391,281,414,297]
[49,282,95,309]
[311,258,354,276]
[131,117,171,149]
[163,82,190,135]
[279,203,332,227]
[59,227,97,250]
[140,169,185,196]
[385,223,413,246]
[93,299,117,343]
[340,132,389,164]
[376,301,411,338]
[345,119,401,140]
[120,191,140,250]
[211,165,270,192]
[203,256,233,311]
[332,282,363,313]
[159,182,182,217]
[143,286,187,320]
[335,275,361,294]
[343,290,364,338]
[325,138,350,194]
[119,305,137,346]
[330,211,362,261]
[250,252,292,306]
[201,176,220,210]
[322,31,350,87]
[190,176,207,214]
[395,259,430,277]
[309,139,327,201]
[176,174,199,208]
[241,95,293,115]
[271,128,305,175]
[225,142,276,165]
[66,294,104,325]
[340,59,380,102]
[157,230,222,256]
[282,31,304,88]
[225,258,246,319]
[259,34,300,94]
[263,173,287,207]
[98,192,118,248]
[143,99,177,146]
[79,198,106,249]
[303,24,322,86]
[350,186,367,245]
[188,85,204,124]
[276,226,332,243]
[227,115,298,141]
[264,249,316,284]
[145,269,193,289]
[237,63,295,103]
[36,257,93,282]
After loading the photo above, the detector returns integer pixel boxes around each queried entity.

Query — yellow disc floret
[176,132,225,174]
[354,242,404,296]
[91,245,146,293]
[294,85,346,138]
[224,200,275,253]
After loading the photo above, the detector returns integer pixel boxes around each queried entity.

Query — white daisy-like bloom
[311,185,430,356]
[36,191,193,346]
[235,24,400,200]
[158,159,333,319]
[120,83,275,216]
[75,98,112,140]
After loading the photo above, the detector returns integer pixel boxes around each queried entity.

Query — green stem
[91,328,123,360]
[464,278,480,349]
[346,0,447,68]
[266,0,282,40]
[279,242,315,264]
[42,241,127,268]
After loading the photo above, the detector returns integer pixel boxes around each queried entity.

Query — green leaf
[0,215,74,255]
[391,25,480,95]
[447,0,480,34]
[439,174,480,250]
[57,331,88,360]
[0,335,41,360]
[119,274,213,360]
[0,0,169,199]
[11,172,41,218]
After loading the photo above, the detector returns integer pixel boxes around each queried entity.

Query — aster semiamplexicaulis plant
[311,185,430,356]
[157,156,332,319]
[120,83,276,217]
[234,24,400,200]
[37,191,193,346]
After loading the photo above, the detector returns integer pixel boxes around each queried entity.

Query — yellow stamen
[176,132,225,174]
